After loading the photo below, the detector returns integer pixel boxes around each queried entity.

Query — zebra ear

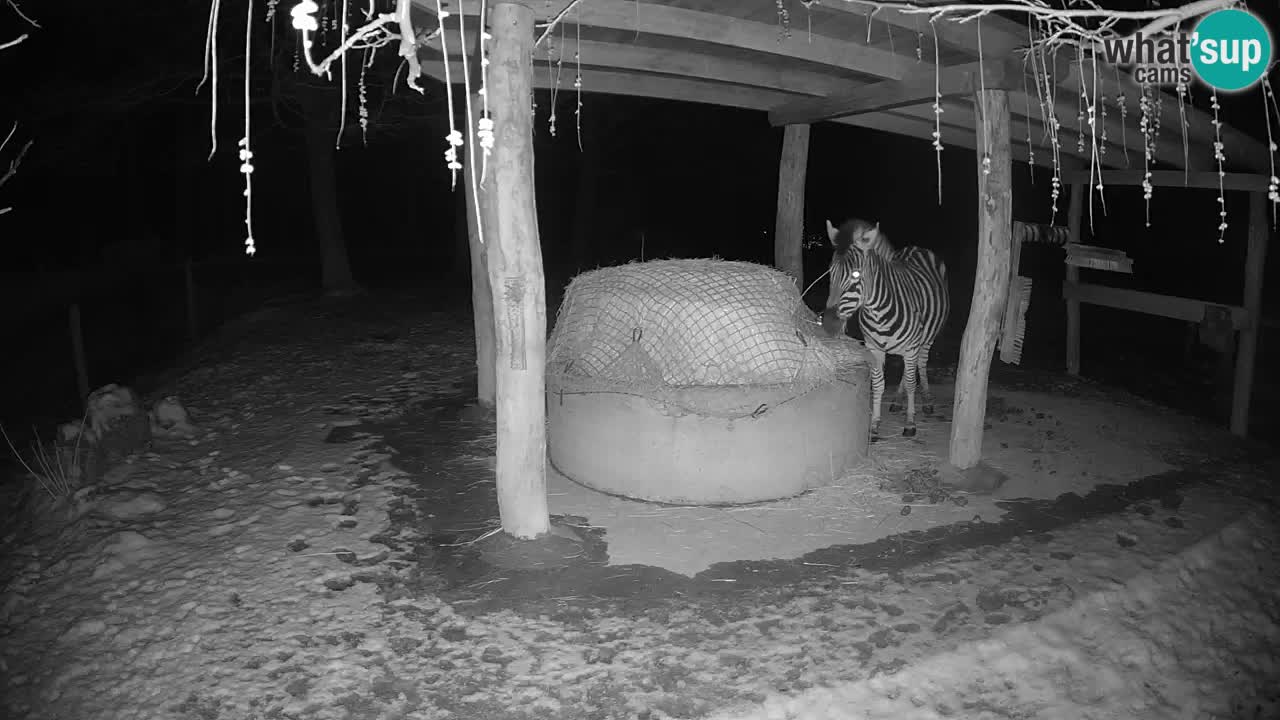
[863,222,882,245]
[825,219,838,245]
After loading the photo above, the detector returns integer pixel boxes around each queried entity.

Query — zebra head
[820,218,881,337]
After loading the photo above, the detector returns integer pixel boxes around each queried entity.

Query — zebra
[820,218,950,439]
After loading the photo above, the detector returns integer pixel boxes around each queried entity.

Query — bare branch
[7,0,37,28]
[1,32,28,51]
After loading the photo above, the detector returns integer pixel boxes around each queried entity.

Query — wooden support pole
[486,0,550,539]
[949,89,1012,470]
[1231,191,1270,437]
[1064,182,1084,376]
[69,303,89,404]
[462,26,496,407]
[774,123,809,285]
[465,120,494,407]
[464,94,497,408]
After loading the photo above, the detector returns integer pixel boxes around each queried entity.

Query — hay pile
[547,260,865,401]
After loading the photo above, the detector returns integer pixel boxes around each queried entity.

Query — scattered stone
[976,587,1006,612]
[1165,516,1185,529]
[150,397,198,438]
[1116,531,1139,548]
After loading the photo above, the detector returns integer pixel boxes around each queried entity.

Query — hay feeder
[546,259,872,505]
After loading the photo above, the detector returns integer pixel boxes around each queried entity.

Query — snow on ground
[1,295,1277,720]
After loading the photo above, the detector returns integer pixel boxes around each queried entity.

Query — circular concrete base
[547,369,871,505]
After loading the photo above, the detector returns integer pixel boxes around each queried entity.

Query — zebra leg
[868,349,886,440]
[888,359,910,413]
[918,343,935,415]
[901,351,920,437]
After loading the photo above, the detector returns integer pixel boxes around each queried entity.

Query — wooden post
[485,0,550,539]
[949,89,1013,470]
[1230,191,1269,436]
[464,95,497,408]
[1064,182,1085,376]
[461,27,496,407]
[774,123,809,285]
[69,303,89,404]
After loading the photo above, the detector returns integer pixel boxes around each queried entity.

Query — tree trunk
[464,90,497,408]
[301,87,360,296]
[774,123,809,285]
[486,1,549,539]
[949,89,1013,470]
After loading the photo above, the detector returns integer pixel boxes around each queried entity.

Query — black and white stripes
[821,218,950,438]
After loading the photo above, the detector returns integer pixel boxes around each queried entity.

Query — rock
[58,385,152,485]
[936,461,1009,494]
[150,396,198,438]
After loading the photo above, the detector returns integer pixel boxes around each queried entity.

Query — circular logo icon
[1191,9,1273,92]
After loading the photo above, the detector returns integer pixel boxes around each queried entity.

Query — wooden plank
[1231,192,1270,437]
[1063,281,1248,328]
[813,0,1262,170]
[844,107,1059,170]
[424,0,917,81]
[486,1,550,540]
[950,87,1012,471]
[1065,183,1084,376]
[896,98,1129,170]
[1063,66,1271,173]
[422,59,1062,169]
[768,57,1023,126]
[1062,168,1271,192]
[774,123,809,284]
[425,30,856,97]
[808,0,1026,56]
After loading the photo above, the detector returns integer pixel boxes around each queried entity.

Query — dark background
[2,0,1278,449]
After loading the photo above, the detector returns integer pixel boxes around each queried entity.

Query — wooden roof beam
[808,0,1028,56]
[814,2,1267,170]
[892,99,1132,172]
[423,28,855,98]
[419,0,918,81]
[768,56,1023,126]
[1061,168,1272,191]
[419,57,1058,170]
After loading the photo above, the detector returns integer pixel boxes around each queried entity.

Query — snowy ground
[1,292,1278,720]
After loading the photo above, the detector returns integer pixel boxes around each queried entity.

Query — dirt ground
[1,290,1278,720]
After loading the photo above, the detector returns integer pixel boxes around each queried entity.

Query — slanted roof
[413,0,1271,178]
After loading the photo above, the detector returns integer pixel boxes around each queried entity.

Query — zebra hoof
[902,426,917,438]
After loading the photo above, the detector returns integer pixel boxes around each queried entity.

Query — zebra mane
[831,218,894,260]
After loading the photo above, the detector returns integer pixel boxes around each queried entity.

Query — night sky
[2,0,1278,437]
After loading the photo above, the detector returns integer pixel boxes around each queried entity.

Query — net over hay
[547,259,872,506]
[548,259,859,394]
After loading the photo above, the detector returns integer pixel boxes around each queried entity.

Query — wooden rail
[1063,189,1272,438]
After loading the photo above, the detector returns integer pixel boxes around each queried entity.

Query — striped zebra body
[821,218,950,438]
